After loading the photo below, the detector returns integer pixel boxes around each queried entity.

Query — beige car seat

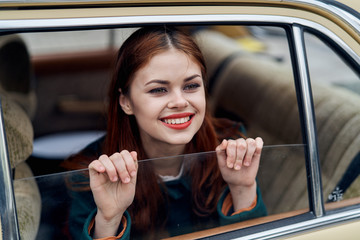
[194,29,360,214]
[0,34,40,240]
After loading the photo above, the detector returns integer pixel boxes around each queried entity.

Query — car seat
[194,29,360,214]
[0,34,40,240]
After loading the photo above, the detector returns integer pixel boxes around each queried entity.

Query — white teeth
[163,116,191,124]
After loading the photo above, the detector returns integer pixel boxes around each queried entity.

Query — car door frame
[1,2,360,239]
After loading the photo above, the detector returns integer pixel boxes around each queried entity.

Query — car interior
[1,24,359,239]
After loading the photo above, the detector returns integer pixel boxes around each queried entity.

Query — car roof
[0,0,358,11]
[336,0,360,12]
[1,0,359,55]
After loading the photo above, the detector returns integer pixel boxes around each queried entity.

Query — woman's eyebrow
[184,74,202,82]
[145,74,201,86]
[145,79,169,86]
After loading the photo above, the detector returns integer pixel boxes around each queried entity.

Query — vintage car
[0,0,359,239]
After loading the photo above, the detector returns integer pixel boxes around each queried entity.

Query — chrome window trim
[233,207,360,240]
[1,0,359,34]
[0,98,20,240]
[292,24,324,218]
[286,0,360,34]
[0,12,359,239]
[0,14,359,64]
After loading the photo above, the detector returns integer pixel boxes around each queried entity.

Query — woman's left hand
[216,137,263,211]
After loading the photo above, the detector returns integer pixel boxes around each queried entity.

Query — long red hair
[66,26,225,232]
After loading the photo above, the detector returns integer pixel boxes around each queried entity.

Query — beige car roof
[336,0,360,12]
[0,1,359,53]
[0,0,358,11]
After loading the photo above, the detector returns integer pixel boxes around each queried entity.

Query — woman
[65,26,267,240]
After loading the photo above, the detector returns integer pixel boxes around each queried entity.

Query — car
[0,0,359,239]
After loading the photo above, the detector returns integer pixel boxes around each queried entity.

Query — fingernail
[235,165,241,170]
[227,163,234,168]
[112,176,118,181]
[124,177,130,183]
[130,171,136,177]
[244,161,250,166]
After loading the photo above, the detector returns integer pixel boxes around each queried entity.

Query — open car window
[8,25,307,239]
[15,145,306,239]
[304,31,360,210]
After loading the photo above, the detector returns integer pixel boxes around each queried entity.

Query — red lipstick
[160,113,194,130]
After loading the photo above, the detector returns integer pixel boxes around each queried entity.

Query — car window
[196,26,308,216]
[14,145,306,239]
[8,25,308,239]
[20,29,136,56]
[304,31,360,209]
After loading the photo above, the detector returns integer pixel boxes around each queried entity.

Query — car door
[1,1,360,239]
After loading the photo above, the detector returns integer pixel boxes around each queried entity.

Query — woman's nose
[167,91,189,109]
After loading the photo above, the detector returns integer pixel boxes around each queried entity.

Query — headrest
[0,34,37,119]
[1,96,33,168]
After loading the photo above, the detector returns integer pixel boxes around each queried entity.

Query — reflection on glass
[15,144,306,239]
[304,32,360,206]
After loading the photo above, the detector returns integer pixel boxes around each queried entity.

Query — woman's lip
[160,112,194,120]
[161,117,193,130]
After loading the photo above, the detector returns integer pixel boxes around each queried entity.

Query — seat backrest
[0,34,41,240]
[194,29,360,214]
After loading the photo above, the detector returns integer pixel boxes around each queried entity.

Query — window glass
[7,25,306,239]
[15,146,306,239]
[304,31,360,209]
[20,29,136,56]
[194,25,306,215]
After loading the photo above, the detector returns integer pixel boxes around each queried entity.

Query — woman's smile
[160,113,195,130]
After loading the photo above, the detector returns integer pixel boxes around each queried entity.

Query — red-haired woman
[65,26,267,240]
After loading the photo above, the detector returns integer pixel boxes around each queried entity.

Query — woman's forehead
[133,50,201,81]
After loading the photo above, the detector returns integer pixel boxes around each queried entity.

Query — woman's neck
[142,139,186,177]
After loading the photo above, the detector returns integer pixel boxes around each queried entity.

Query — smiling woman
[62,26,266,240]
[1,1,360,239]
[119,48,206,148]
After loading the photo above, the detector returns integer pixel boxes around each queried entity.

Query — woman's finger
[98,154,119,182]
[88,159,105,174]
[243,138,256,167]
[88,158,110,189]
[130,151,138,168]
[253,137,264,162]
[216,139,228,168]
[226,140,237,168]
[110,152,131,183]
[234,138,246,170]
[120,150,137,178]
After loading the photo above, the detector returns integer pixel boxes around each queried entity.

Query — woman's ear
[119,89,134,115]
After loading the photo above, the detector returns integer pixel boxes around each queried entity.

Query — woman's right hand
[88,150,138,238]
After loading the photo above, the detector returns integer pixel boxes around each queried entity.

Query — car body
[0,0,359,239]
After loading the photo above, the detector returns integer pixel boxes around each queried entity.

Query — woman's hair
[66,26,225,232]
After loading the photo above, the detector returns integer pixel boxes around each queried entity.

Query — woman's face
[120,48,206,148]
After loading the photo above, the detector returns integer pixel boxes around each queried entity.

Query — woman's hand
[216,137,263,211]
[88,150,138,238]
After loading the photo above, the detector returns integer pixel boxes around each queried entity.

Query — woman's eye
[149,87,167,94]
[184,83,201,91]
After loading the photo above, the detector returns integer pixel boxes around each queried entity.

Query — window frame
[0,11,360,240]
